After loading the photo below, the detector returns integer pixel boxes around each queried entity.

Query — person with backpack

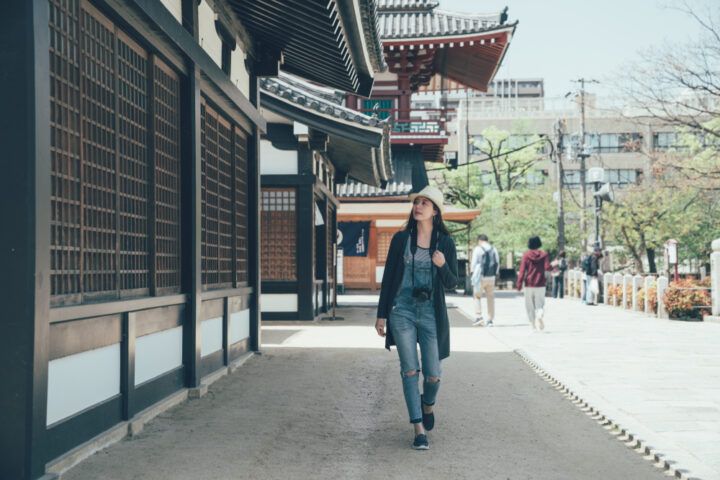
[470,234,500,326]
[551,250,567,298]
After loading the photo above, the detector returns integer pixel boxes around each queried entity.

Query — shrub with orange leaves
[662,278,711,320]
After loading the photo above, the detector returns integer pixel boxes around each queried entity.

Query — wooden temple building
[338,0,517,290]
[1,0,385,478]
[258,73,391,320]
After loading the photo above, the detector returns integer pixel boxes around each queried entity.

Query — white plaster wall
[135,327,183,386]
[230,46,250,98]
[261,294,298,312]
[376,219,405,228]
[201,317,223,357]
[198,0,223,68]
[376,266,385,283]
[260,140,298,175]
[230,309,250,344]
[47,344,121,426]
[159,0,182,23]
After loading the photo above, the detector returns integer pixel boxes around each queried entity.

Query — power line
[426,138,551,171]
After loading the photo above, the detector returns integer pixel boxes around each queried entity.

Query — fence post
[644,276,656,315]
[632,275,643,311]
[603,273,612,305]
[613,273,623,306]
[622,275,631,309]
[708,238,720,322]
[570,270,577,298]
[657,275,669,319]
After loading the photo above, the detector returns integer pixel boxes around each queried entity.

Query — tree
[601,181,713,273]
[431,123,547,209]
[617,1,720,188]
[461,187,581,267]
[472,124,546,192]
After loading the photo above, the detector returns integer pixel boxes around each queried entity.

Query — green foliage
[431,160,485,208]
[471,125,547,192]
[457,187,581,267]
[601,180,720,272]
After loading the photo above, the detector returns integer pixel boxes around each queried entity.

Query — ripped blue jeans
[389,297,442,423]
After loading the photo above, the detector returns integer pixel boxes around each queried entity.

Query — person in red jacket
[516,235,551,331]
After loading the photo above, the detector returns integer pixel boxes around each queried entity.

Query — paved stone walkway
[436,290,720,480]
[61,305,667,480]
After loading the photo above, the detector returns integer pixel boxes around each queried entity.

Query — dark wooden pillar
[296,142,315,320]
[181,67,203,388]
[0,1,53,478]
[248,71,262,351]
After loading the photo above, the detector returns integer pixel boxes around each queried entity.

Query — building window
[653,132,693,152]
[587,133,642,153]
[49,0,182,305]
[261,189,297,281]
[563,169,638,189]
[201,100,250,288]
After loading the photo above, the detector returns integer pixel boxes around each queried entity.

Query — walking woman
[516,235,551,331]
[375,185,458,450]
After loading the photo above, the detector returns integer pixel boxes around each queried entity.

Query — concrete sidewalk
[61,305,666,480]
[446,291,720,480]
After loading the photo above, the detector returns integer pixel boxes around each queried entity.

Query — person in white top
[470,234,500,326]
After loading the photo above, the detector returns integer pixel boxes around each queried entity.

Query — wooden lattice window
[49,0,82,299]
[201,100,250,289]
[49,0,182,305]
[234,127,249,285]
[117,33,149,294]
[376,230,395,265]
[261,189,297,281]
[153,60,182,292]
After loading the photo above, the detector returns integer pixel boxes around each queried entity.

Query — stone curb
[514,348,704,480]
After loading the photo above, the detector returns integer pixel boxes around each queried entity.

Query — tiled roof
[377,0,439,11]
[359,0,387,73]
[336,180,413,198]
[378,7,510,40]
[260,74,390,128]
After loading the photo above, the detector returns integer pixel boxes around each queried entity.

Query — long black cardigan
[376,229,458,360]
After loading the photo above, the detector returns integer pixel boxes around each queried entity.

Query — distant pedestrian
[470,234,500,326]
[586,247,603,305]
[551,250,567,298]
[375,185,458,451]
[580,251,593,304]
[516,235,551,331]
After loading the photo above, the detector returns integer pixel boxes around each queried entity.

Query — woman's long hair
[404,201,450,236]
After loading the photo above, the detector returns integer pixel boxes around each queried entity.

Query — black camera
[412,286,432,302]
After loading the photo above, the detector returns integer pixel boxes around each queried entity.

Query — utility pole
[573,78,598,253]
[554,119,566,250]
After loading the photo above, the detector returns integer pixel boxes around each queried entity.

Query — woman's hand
[432,250,446,268]
[375,318,386,337]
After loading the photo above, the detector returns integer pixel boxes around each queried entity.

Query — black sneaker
[412,433,429,450]
[421,395,435,431]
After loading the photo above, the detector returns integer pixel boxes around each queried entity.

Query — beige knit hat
[408,185,444,215]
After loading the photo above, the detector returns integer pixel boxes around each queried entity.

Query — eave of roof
[378,8,512,40]
[259,76,389,146]
[227,0,385,96]
[259,75,393,187]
